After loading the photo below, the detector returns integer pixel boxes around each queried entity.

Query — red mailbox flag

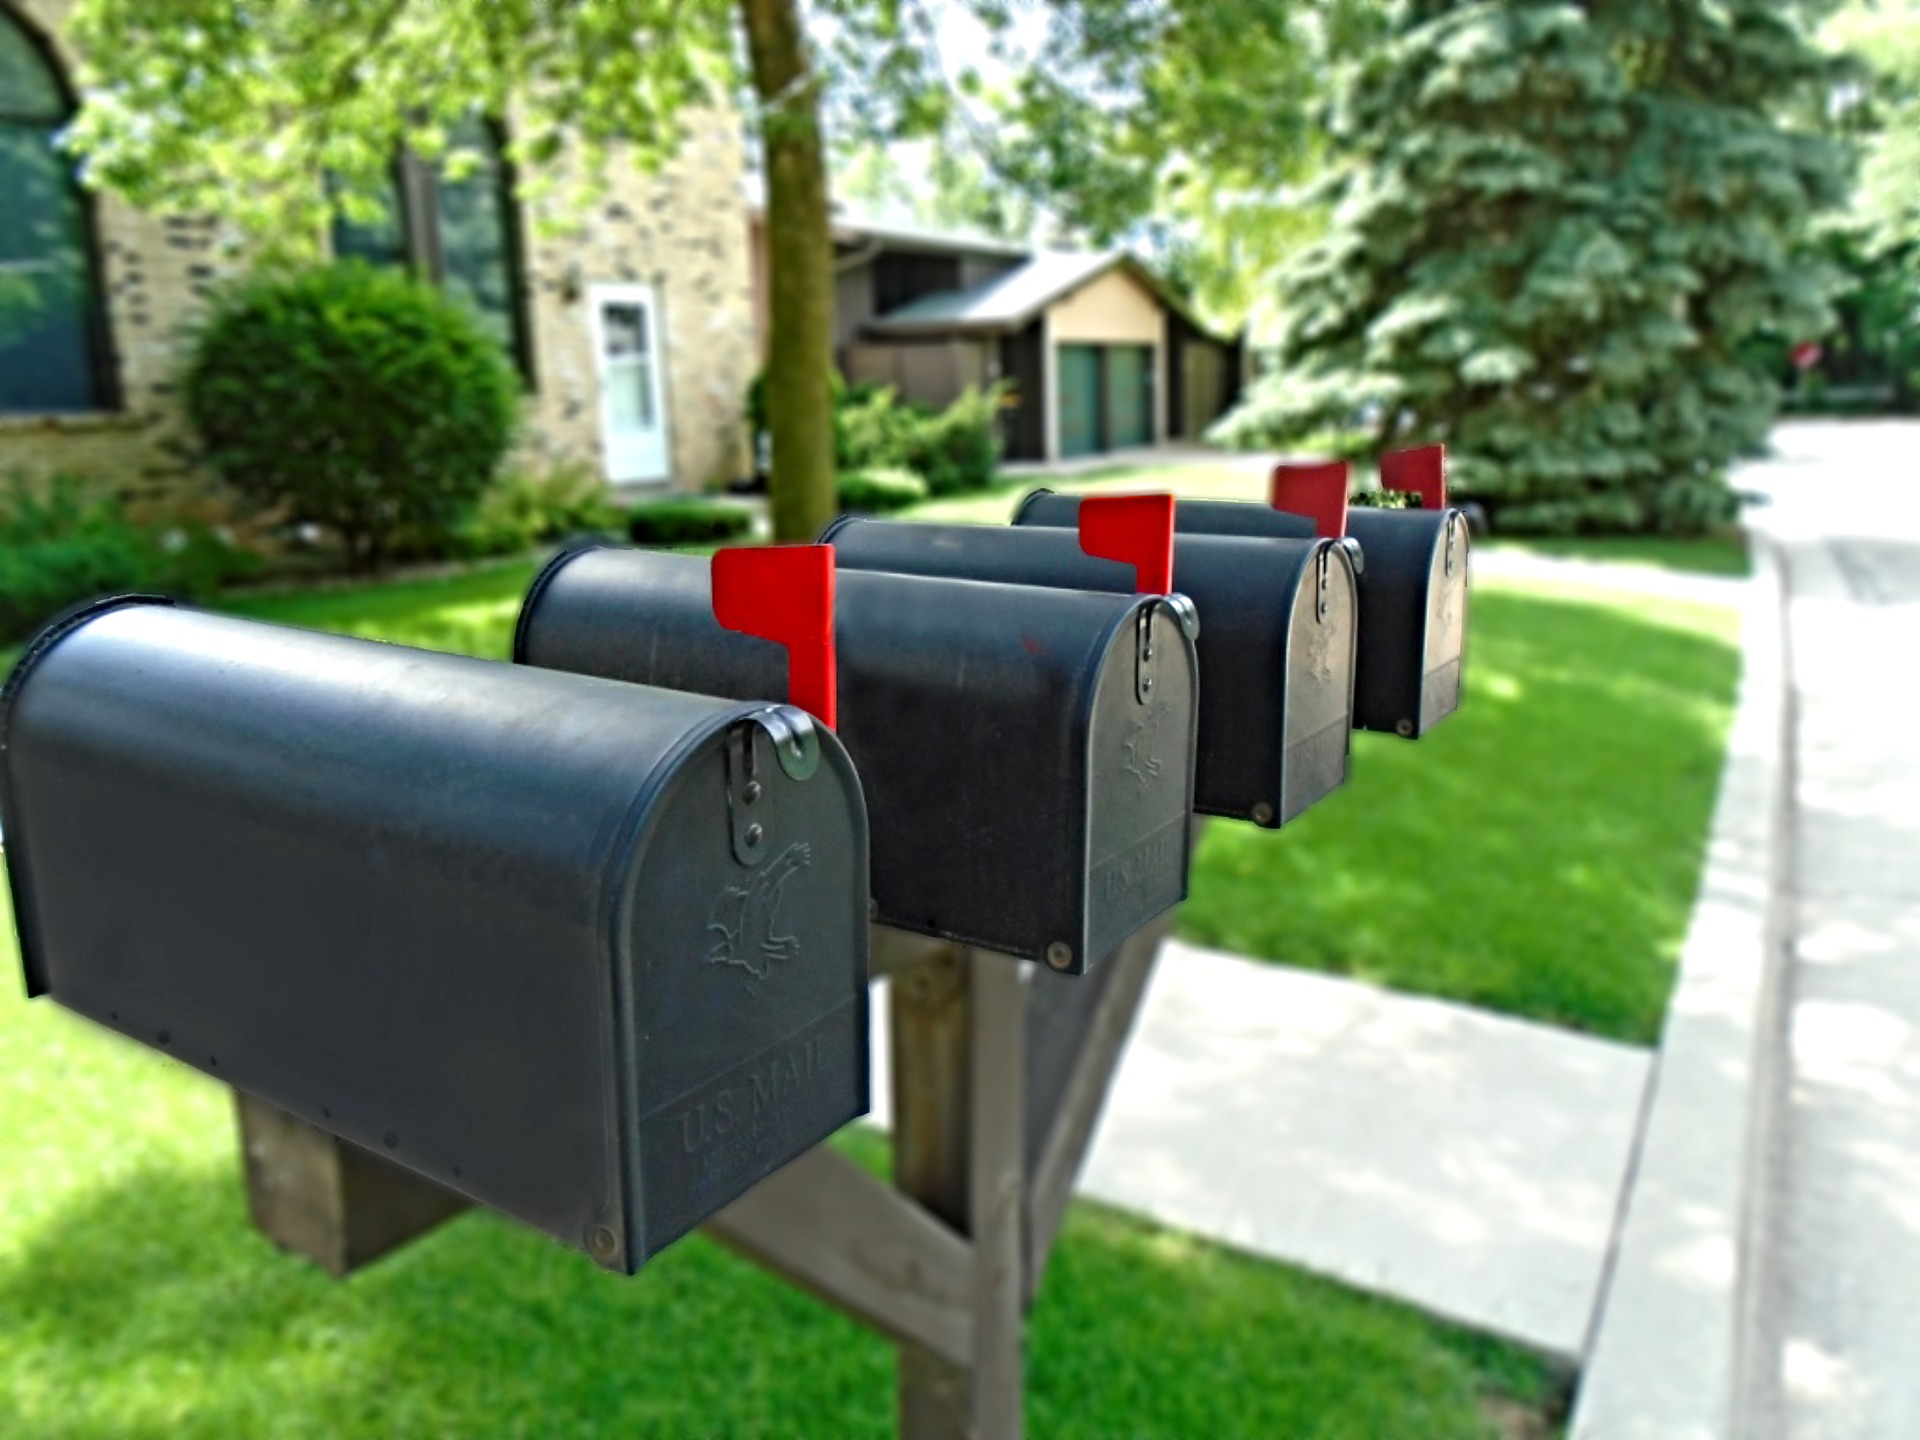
[1271,460,1350,538]
[711,544,837,729]
[1077,493,1176,594]
[1379,445,1447,510]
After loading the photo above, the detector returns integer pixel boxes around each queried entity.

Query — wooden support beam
[235,1091,469,1276]
[889,941,1030,1440]
[703,1143,975,1370]
[1024,919,1164,1301]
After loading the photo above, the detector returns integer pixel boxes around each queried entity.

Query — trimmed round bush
[837,467,928,515]
[185,262,518,570]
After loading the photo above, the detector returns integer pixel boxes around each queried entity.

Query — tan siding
[1045,268,1164,346]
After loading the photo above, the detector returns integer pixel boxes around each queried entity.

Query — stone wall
[0,0,754,527]
[516,116,756,492]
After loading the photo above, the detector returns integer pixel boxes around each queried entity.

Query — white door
[589,284,672,483]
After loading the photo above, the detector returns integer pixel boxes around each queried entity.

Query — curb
[1569,535,1791,1439]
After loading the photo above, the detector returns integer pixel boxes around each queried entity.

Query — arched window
[0,6,112,413]
[332,116,534,382]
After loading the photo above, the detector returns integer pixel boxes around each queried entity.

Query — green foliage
[1182,576,1742,1044]
[1826,1,1920,253]
[835,382,1008,496]
[626,497,755,546]
[1215,0,1855,535]
[66,0,735,265]
[836,466,928,514]
[440,461,624,559]
[184,262,519,570]
[0,474,259,644]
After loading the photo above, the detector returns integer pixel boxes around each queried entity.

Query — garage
[1057,343,1155,457]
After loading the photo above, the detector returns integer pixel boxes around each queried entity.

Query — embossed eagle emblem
[707,842,812,979]
[1122,701,1166,788]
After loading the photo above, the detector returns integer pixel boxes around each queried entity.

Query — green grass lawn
[218,556,546,659]
[1181,575,1742,1044]
[0,880,1558,1439]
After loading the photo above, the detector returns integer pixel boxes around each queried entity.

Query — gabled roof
[864,249,1216,339]
[829,212,1030,260]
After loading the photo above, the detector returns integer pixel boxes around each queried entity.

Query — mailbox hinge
[1135,596,1198,704]
[724,706,822,867]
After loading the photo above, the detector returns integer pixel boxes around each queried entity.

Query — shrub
[627,497,755,546]
[445,461,623,559]
[837,467,929,515]
[833,382,1007,496]
[0,473,258,645]
[834,383,922,473]
[184,261,518,571]
[899,384,1006,495]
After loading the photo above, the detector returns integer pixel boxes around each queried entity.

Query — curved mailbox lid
[1016,489,1467,739]
[0,597,870,1272]
[516,547,1199,973]
[824,516,1357,828]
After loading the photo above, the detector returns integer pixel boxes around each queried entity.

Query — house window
[0,5,112,413]
[331,117,534,383]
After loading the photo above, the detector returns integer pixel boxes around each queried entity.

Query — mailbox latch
[1315,547,1334,624]
[1444,513,1463,578]
[725,706,821,867]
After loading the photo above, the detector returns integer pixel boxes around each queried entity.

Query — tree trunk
[740,0,836,544]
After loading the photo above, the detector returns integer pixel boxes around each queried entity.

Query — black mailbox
[1015,449,1468,738]
[822,506,1358,827]
[514,546,1199,974]
[0,596,871,1273]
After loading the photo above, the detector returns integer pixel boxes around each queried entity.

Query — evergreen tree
[1215,0,1854,534]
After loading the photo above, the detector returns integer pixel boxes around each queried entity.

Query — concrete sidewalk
[869,944,1652,1359]
[1738,422,1920,1440]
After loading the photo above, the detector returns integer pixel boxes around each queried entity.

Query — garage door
[1105,346,1153,449]
[1058,344,1100,458]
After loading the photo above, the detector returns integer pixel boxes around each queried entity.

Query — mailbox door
[1346,508,1469,736]
[0,599,870,1271]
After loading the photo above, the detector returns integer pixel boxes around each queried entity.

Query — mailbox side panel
[833,570,1101,963]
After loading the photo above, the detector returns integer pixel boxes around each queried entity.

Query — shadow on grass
[1182,582,1743,1044]
[0,1143,1555,1440]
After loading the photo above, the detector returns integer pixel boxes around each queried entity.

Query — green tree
[63,0,1337,539]
[1215,0,1854,534]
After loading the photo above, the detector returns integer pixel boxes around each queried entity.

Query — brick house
[0,0,757,526]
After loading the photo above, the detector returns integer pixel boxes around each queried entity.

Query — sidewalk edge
[1569,534,1789,1440]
